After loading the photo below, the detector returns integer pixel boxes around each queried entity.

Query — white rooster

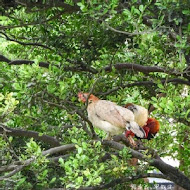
[78,92,146,140]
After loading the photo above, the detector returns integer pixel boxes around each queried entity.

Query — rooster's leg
[127,136,137,147]
[105,133,112,140]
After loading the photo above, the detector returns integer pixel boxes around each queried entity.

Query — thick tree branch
[1,54,189,82]
[48,153,72,163]
[98,78,190,96]
[77,173,168,190]
[62,62,185,77]
[0,144,75,179]
[63,63,190,81]
[8,60,34,65]
[0,54,52,68]
[39,62,51,68]
[0,157,35,181]
[0,55,11,62]
[0,144,75,173]
[104,63,182,77]
[42,144,75,156]
[63,65,98,74]
[113,134,161,160]
[0,124,60,147]
[102,140,190,190]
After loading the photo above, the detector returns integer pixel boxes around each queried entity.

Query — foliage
[0,0,190,189]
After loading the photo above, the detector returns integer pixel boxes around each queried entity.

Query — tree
[0,0,190,189]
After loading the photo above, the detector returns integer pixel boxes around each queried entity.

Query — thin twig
[105,24,154,36]
[0,31,53,50]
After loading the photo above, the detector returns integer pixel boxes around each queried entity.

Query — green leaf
[139,5,144,12]
[77,2,87,12]
[185,109,190,121]
[82,142,87,149]
[95,141,101,147]
[0,93,4,101]
[78,147,82,154]
[76,176,83,184]
[59,158,64,165]
[12,83,21,90]
[50,177,56,184]
[47,84,56,93]
[182,10,190,15]
[188,23,190,32]
[151,97,157,102]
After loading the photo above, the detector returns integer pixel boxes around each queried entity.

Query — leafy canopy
[0,0,190,189]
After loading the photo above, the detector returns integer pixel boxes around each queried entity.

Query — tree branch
[42,144,75,156]
[48,153,72,163]
[8,60,34,65]
[77,173,168,190]
[0,54,11,63]
[17,0,81,12]
[0,156,36,180]
[0,124,60,147]
[39,62,51,68]
[63,65,98,74]
[103,63,182,77]
[102,140,190,190]
[1,2,80,29]
[0,54,51,68]
[0,144,75,180]
[1,54,189,82]
[98,78,190,96]
[0,31,53,50]
[105,24,154,36]
[75,110,100,140]
[113,134,161,160]
[0,144,75,174]
[42,99,100,140]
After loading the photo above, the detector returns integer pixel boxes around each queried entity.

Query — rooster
[124,103,160,140]
[78,92,146,140]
